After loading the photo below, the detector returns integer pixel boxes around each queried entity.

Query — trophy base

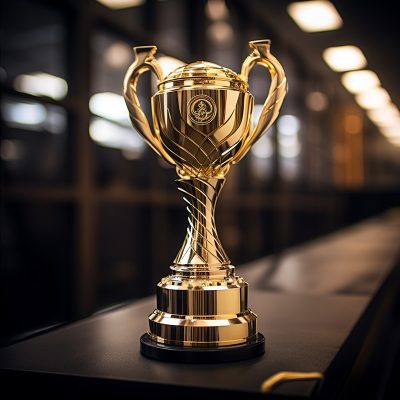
[140,332,265,363]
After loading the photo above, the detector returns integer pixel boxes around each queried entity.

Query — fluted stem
[174,178,230,269]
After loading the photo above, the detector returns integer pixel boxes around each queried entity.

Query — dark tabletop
[1,211,400,398]
[0,292,370,397]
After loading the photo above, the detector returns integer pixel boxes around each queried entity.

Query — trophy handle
[233,40,287,163]
[123,46,176,165]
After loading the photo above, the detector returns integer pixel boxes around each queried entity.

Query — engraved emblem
[188,95,217,125]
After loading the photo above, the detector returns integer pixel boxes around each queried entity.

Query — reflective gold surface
[173,178,229,267]
[124,40,287,348]
[260,371,324,393]
[152,67,253,179]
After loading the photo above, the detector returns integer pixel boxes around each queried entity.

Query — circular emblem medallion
[188,95,217,125]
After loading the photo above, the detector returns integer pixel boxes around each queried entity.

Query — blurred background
[1,0,399,344]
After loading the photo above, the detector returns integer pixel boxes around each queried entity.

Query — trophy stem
[140,179,265,361]
[173,178,230,278]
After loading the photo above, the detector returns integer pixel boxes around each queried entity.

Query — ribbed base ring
[140,332,265,363]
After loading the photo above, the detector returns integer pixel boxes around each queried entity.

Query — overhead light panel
[306,91,329,111]
[96,0,145,9]
[105,41,132,68]
[355,87,390,110]
[14,72,68,100]
[250,105,274,159]
[387,136,400,146]
[89,92,130,124]
[374,115,400,128]
[89,118,145,157]
[251,134,273,159]
[277,115,301,158]
[287,1,343,32]
[1,100,47,129]
[207,21,234,45]
[380,124,400,138]
[367,104,400,125]
[277,115,300,136]
[341,70,380,94]
[205,0,229,21]
[323,45,367,72]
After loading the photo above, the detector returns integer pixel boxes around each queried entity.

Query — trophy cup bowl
[124,40,286,362]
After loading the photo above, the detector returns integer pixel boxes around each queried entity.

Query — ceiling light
[207,21,234,45]
[355,87,390,110]
[380,124,400,138]
[1,100,47,129]
[96,0,145,9]
[277,115,301,158]
[250,105,274,159]
[323,46,367,72]
[279,139,301,158]
[277,115,300,136]
[105,41,132,68]
[367,104,400,125]
[205,0,229,21]
[251,135,273,159]
[287,1,343,32]
[387,136,400,146]
[341,70,380,94]
[14,72,68,100]
[252,104,267,129]
[374,116,400,128]
[89,118,145,156]
[89,92,130,124]
[306,91,329,111]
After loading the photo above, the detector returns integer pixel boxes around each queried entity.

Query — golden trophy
[124,40,286,362]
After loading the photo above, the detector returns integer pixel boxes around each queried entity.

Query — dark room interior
[1,1,399,398]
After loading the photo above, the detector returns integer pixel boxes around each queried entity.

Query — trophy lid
[158,61,249,92]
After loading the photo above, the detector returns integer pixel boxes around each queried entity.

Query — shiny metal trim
[123,39,287,350]
[157,277,247,315]
[260,371,324,393]
[148,308,257,347]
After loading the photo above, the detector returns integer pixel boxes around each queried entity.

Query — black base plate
[140,333,265,363]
